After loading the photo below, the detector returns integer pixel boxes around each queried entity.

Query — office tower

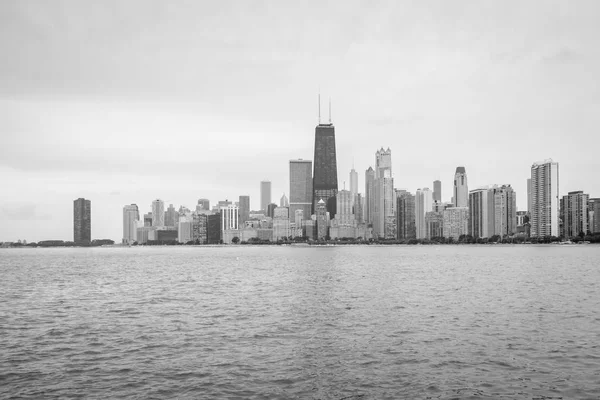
[280,193,289,207]
[365,167,375,225]
[375,148,392,178]
[425,212,444,239]
[433,180,442,202]
[349,168,358,199]
[330,190,357,239]
[220,203,239,232]
[192,212,208,244]
[144,213,153,227]
[294,209,304,238]
[178,213,193,243]
[316,199,329,240]
[165,204,178,227]
[289,159,313,222]
[415,188,433,239]
[526,179,532,215]
[561,191,589,238]
[197,198,210,211]
[207,213,221,244]
[151,199,165,227]
[267,203,277,219]
[122,204,139,244]
[443,207,469,239]
[260,181,272,212]
[469,188,495,239]
[238,195,250,227]
[312,112,338,217]
[273,207,290,241]
[355,194,364,224]
[396,192,416,239]
[588,198,600,233]
[453,167,469,207]
[73,198,91,244]
[530,159,559,238]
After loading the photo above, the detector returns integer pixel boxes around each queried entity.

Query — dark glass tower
[312,123,338,217]
[73,198,91,244]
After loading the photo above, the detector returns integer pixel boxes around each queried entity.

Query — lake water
[1,245,599,399]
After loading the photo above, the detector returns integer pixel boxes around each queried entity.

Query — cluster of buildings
[69,103,600,245]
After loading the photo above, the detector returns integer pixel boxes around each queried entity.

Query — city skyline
[2,1,600,241]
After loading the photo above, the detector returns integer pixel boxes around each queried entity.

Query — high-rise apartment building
[365,167,375,225]
[260,181,272,212]
[561,191,589,238]
[469,185,517,239]
[238,195,250,227]
[316,199,329,240]
[73,198,91,244]
[152,199,165,227]
[425,212,444,239]
[415,188,433,239]
[526,179,532,215]
[433,180,442,202]
[443,207,469,239]
[312,121,338,217]
[371,148,394,239]
[220,203,239,234]
[289,159,313,222]
[590,198,600,234]
[122,204,139,244]
[396,192,416,240]
[453,167,469,207]
[330,189,358,239]
[530,159,559,238]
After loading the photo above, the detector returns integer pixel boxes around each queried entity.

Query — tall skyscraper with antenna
[312,95,338,217]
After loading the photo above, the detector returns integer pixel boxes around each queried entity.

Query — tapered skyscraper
[312,98,338,217]
[260,180,271,212]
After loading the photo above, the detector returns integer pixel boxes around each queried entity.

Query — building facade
[289,159,313,223]
[122,204,139,244]
[312,123,338,217]
[260,180,271,212]
[433,180,442,202]
[74,198,91,244]
[561,191,589,238]
[425,211,444,239]
[443,207,469,239]
[396,192,416,240]
[415,188,433,239]
[364,167,375,226]
[530,159,559,238]
[151,199,165,227]
[453,167,469,208]
[238,195,250,227]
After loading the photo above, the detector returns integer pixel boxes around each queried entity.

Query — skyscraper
[375,148,392,178]
[152,199,165,227]
[453,167,468,207]
[364,167,375,225]
[260,181,271,212]
[312,120,338,217]
[238,195,250,227]
[433,180,442,202]
[289,159,313,222]
[74,198,91,244]
[589,198,600,234]
[165,204,178,227]
[561,191,589,238]
[122,204,139,244]
[280,193,289,207]
[197,198,210,211]
[396,191,416,240]
[526,179,532,215]
[349,168,358,198]
[443,207,469,240]
[469,185,517,239]
[415,188,433,239]
[530,159,559,238]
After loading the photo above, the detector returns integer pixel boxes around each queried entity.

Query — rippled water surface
[1,245,600,399]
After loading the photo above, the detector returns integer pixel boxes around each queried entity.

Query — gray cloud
[0,203,52,221]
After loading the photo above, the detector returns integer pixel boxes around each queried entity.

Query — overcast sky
[1,1,599,242]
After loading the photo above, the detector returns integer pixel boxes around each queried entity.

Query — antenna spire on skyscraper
[329,97,332,123]
[318,92,321,124]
